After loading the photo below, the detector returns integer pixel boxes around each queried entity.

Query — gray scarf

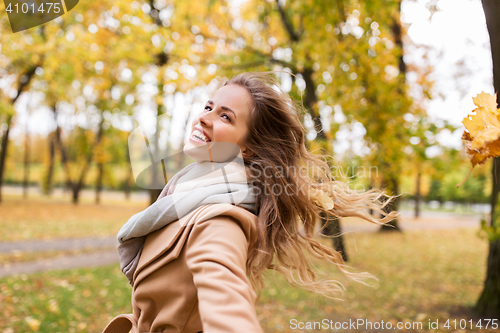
[117,159,257,285]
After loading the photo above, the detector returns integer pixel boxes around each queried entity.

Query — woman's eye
[203,106,231,123]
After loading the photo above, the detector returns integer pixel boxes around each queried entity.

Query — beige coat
[102,203,264,333]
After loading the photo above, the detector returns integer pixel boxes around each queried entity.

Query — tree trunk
[23,115,30,199]
[52,104,105,204]
[379,0,405,231]
[475,0,500,318]
[149,117,162,205]
[43,131,55,196]
[52,106,74,196]
[368,180,374,216]
[476,157,500,318]
[272,1,347,255]
[71,112,105,204]
[380,176,401,232]
[124,136,133,201]
[68,169,89,204]
[320,211,348,262]
[475,237,500,318]
[95,162,104,204]
[0,63,41,203]
[415,171,421,219]
[301,66,347,257]
[273,0,347,255]
[149,91,167,205]
[0,115,13,203]
[392,0,406,77]
[302,67,326,141]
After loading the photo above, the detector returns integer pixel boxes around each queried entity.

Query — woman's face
[184,84,253,162]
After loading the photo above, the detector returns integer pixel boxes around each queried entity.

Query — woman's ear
[242,147,255,158]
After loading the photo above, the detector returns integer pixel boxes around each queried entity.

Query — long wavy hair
[223,72,399,300]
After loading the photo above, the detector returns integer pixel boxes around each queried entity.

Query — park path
[0,236,119,278]
[0,251,119,278]
[0,210,483,278]
[0,236,117,253]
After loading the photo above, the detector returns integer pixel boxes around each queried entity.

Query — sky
[332,0,493,157]
[6,0,495,158]
[404,0,493,149]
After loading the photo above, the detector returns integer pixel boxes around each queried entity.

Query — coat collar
[133,204,259,286]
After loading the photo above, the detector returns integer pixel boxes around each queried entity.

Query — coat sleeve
[185,215,263,333]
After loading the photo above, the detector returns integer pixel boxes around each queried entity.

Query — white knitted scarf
[117,158,257,285]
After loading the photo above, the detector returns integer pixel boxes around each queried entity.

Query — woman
[102,72,398,333]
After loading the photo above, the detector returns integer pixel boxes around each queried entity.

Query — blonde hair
[224,72,399,300]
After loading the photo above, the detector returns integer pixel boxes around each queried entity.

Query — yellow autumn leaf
[310,188,334,210]
[462,132,489,166]
[48,299,59,313]
[461,92,500,163]
[472,91,499,115]
[462,93,500,144]
[462,108,500,141]
[77,323,87,330]
[472,127,500,150]
[25,317,41,331]
[459,92,500,187]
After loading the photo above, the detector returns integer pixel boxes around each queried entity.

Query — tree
[126,0,228,204]
[400,115,457,217]
[475,0,500,318]
[165,0,437,253]
[182,0,359,260]
[26,0,154,203]
[0,27,43,202]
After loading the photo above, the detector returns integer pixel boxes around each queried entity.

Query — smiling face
[184,84,254,163]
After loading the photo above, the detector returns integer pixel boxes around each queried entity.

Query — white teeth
[192,129,209,142]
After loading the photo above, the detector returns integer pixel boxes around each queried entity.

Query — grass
[256,228,491,332]
[0,265,131,333]
[0,195,495,332]
[0,228,494,332]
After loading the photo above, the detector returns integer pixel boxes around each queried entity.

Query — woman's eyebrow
[221,106,237,120]
[207,100,237,120]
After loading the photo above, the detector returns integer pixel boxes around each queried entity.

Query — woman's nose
[198,111,213,127]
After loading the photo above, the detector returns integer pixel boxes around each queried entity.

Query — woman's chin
[183,140,243,164]
[183,141,210,163]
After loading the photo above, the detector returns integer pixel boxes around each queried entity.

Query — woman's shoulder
[135,204,257,284]
[183,204,258,243]
[143,203,258,257]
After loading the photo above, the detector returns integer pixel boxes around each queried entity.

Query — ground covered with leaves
[0,195,147,241]
[0,227,493,332]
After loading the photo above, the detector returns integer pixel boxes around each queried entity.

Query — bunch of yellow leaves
[309,187,335,210]
[459,92,500,187]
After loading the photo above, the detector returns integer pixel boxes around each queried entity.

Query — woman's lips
[190,129,211,143]
[191,127,211,143]
[189,133,208,143]
[194,126,211,140]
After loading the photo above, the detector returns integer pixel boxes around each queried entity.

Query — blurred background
[1,0,499,332]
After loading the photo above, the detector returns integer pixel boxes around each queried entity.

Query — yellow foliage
[24,317,40,331]
[309,187,335,210]
[461,92,500,167]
